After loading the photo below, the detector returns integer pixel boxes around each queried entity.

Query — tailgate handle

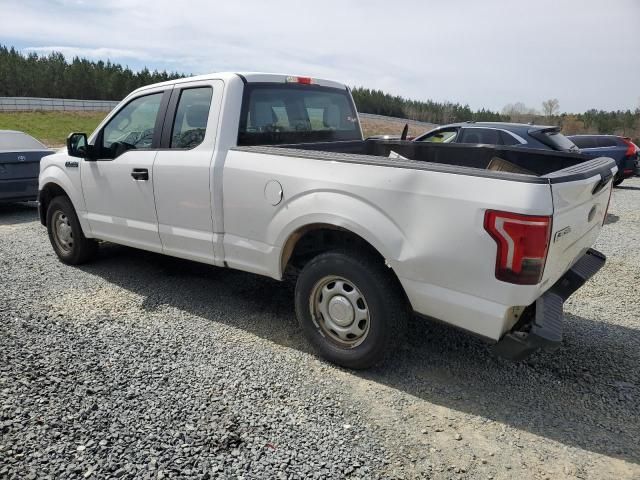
[592,170,612,195]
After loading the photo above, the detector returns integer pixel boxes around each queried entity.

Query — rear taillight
[621,137,638,157]
[484,210,552,285]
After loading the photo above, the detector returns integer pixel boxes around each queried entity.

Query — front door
[81,90,169,252]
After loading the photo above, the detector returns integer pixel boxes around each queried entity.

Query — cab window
[170,87,213,149]
[102,93,163,157]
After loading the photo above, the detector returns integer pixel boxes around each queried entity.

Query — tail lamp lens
[621,137,638,157]
[484,210,552,285]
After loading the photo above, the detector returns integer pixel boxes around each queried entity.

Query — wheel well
[39,183,68,226]
[282,224,386,273]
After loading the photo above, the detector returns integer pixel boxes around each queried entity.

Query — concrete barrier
[0,97,119,112]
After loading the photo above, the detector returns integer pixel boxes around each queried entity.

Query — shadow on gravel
[615,185,640,191]
[0,202,38,225]
[604,213,619,224]
[81,244,640,465]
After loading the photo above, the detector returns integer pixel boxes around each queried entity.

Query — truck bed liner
[233,140,616,185]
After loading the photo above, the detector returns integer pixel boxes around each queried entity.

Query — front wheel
[47,196,97,265]
[295,250,409,369]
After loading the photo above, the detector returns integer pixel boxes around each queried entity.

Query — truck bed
[233,139,615,184]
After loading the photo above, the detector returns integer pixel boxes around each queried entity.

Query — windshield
[238,84,361,146]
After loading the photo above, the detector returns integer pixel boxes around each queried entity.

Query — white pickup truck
[39,72,615,368]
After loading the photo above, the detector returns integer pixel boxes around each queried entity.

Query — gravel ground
[1,178,639,479]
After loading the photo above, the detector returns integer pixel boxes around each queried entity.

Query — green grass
[0,111,107,147]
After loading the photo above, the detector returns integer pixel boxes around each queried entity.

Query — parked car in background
[414,122,580,152]
[568,135,639,186]
[0,130,53,203]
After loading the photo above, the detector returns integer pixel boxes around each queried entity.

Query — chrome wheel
[310,276,370,347]
[52,210,73,254]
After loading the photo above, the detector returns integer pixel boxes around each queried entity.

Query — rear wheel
[47,196,97,265]
[295,250,409,369]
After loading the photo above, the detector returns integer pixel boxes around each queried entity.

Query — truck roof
[132,72,348,95]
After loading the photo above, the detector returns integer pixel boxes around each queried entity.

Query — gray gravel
[1,179,640,479]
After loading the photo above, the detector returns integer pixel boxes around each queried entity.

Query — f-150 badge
[554,226,571,242]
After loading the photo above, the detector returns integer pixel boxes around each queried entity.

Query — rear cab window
[237,84,361,146]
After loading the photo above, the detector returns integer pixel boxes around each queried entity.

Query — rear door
[152,80,223,264]
[541,157,617,287]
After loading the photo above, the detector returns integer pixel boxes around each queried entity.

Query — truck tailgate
[542,157,617,287]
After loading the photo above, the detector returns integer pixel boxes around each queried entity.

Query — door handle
[131,168,149,181]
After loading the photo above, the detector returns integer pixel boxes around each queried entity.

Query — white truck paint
[39,72,615,367]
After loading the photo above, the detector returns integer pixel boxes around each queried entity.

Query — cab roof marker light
[286,76,314,84]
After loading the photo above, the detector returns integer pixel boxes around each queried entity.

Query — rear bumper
[0,178,38,203]
[492,248,606,361]
[621,156,637,178]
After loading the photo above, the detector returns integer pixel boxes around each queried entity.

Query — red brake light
[286,76,313,84]
[621,137,638,156]
[484,210,552,285]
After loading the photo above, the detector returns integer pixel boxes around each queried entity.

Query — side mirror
[67,132,97,160]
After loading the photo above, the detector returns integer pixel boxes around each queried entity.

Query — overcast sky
[2,0,639,113]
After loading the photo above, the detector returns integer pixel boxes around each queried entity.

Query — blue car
[568,135,639,186]
[0,130,53,203]
[414,122,580,152]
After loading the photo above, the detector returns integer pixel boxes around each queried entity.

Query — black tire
[46,196,97,265]
[613,177,624,187]
[294,250,409,369]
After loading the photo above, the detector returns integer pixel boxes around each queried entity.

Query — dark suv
[567,135,638,186]
[414,122,579,152]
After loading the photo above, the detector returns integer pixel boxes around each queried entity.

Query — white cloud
[3,0,640,112]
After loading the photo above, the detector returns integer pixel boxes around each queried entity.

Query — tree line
[0,45,184,100]
[350,87,506,124]
[501,99,639,141]
[0,44,637,141]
